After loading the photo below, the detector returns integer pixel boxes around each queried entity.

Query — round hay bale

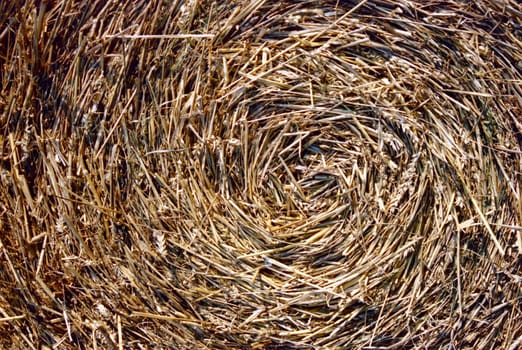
[0,0,521,349]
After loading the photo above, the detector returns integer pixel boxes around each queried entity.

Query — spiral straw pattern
[0,1,520,348]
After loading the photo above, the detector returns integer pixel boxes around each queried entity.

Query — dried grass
[1,0,521,349]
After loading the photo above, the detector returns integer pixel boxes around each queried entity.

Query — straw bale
[0,0,521,349]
